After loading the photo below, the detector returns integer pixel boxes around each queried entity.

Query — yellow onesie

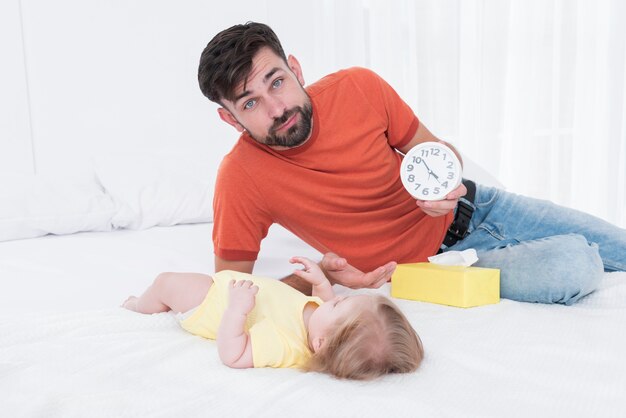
[180,270,323,369]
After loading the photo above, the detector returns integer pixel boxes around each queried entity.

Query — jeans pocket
[475,222,511,244]
[474,186,500,209]
[452,221,516,252]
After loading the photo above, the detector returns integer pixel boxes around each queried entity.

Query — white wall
[0,0,351,180]
[0,0,372,180]
[0,0,33,176]
[17,0,241,178]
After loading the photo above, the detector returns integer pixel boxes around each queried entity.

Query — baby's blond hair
[306,295,423,380]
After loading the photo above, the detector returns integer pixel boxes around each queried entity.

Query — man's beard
[254,103,313,148]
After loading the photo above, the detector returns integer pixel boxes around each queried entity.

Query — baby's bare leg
[123,272,213,314]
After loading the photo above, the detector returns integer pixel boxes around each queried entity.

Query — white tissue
[428,249,478,267]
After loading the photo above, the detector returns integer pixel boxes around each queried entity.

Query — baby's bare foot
[122,296,138,311]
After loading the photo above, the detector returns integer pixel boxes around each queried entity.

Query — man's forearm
[281,274,313,296]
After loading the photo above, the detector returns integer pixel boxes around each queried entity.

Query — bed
[1,157,625,418]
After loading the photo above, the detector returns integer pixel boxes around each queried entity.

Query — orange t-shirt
[213,67,452,272]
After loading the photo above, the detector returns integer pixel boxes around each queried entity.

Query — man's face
[219,47,313,149]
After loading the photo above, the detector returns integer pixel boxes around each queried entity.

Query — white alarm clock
[399,141,463,201]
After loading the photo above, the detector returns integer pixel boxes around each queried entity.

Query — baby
[122,256,423,380]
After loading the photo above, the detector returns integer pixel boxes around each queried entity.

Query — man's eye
[272,79,283,88]
[243,99,256,110]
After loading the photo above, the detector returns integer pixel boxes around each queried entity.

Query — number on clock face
[399,142,462,201]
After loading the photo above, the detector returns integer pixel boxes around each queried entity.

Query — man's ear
[217,107,245,133]
[287,55,305,86]
[312,336,324,353]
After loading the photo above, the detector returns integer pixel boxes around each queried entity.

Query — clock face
[399,141,463,201]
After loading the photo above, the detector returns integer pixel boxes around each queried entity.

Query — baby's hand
[227,280,258,315]
[289,256,329,286]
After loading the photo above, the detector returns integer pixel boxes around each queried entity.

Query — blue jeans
[442,185,626,305]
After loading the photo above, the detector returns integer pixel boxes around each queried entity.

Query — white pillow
[94,152,215,230]
[0,175,115,242]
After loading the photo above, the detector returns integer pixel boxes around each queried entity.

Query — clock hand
[421,159,433,173]
[420,160,442,184]
[416,158,431,178]
[430,170,442,184]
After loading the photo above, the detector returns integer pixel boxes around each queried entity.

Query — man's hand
[415,182,466,217]
[320,253,396,289]
[227,280,258,315]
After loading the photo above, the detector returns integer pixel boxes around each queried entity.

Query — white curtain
[349,0,626,227]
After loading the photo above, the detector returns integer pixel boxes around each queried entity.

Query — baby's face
[307,294,372,345]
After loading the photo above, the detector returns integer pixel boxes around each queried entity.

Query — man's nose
[266,96,287,119]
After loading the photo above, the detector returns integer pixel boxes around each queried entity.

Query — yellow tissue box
[391,263,500,308]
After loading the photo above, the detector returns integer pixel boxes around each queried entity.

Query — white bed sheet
[0,223,321,314]
[1,223,625,418]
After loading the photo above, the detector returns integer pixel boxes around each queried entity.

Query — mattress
[1,223,625,418]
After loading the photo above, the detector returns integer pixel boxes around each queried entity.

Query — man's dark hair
[198,22,287,104]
